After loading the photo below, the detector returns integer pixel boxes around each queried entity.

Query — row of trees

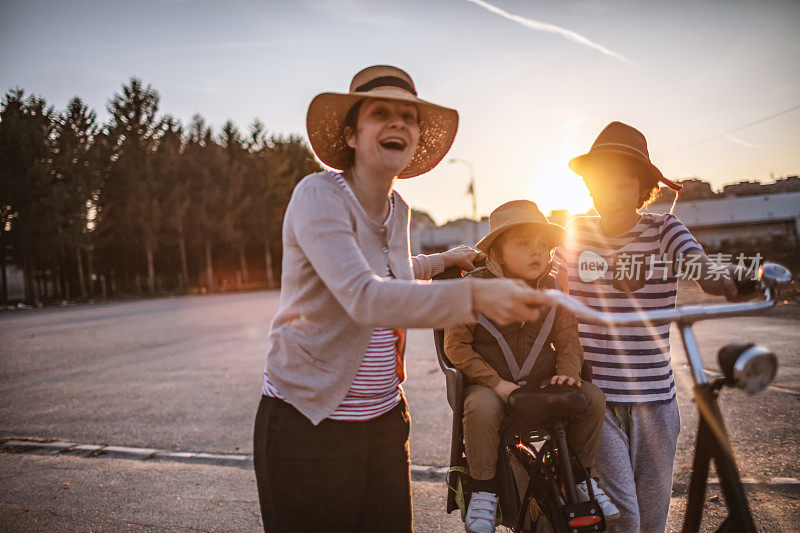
[0,78,320,305]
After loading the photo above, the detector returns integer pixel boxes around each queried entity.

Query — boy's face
[582,156,641,219]
[493,225,551,281]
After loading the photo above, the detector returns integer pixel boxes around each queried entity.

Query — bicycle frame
[535,286,781,533]
[504,420,603,532]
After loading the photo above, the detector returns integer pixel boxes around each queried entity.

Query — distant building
[411,217,489,254]
[548,209,571,228]
[646,176,800,265]
[653,178,715,205]
[3,264,25,303]
[722,175,800,197]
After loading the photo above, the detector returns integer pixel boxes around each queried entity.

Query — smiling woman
[251,65,551,532]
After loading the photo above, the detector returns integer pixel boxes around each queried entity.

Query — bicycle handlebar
[535,287,777,327]
[535,262,791,327]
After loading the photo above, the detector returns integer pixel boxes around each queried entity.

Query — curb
[0,438,448,481]
[5,438,797,490]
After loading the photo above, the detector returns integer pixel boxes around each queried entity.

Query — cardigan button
[382,247,390,254]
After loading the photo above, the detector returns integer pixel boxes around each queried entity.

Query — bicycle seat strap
[517,276,562,382]
[477,315,520,379]
[477,277,561,385]
[517,305,557,383]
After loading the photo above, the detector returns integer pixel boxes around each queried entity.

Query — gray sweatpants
[593,400,681,533]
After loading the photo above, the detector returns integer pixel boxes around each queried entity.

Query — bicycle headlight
[717,343,778,394]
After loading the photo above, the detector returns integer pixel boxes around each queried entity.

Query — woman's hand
[492,380,520,403]
[472,278,547,325]
[549,375,581,388]
[442,245,485,272]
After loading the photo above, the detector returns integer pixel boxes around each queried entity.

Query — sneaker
[576,478,620,521]
[465,491,498,533]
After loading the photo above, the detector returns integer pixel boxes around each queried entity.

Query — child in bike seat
[444,200,619,533]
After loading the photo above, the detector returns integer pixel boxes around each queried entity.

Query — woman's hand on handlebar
[442,245,486,272]
[472,278,547,326]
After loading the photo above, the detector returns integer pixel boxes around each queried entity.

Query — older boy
[555,122,747,532]
[445,200,618,533]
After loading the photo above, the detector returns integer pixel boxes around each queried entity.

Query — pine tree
[102,78,162,294]
[51,97,102,298]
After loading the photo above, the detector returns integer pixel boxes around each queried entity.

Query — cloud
[464,0,632,65]
[725,134,759,150]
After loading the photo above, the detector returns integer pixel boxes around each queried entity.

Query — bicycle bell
[758,262,792,293]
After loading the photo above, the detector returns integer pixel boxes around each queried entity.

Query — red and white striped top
[261,172,402,421]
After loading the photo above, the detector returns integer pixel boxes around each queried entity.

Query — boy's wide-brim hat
[306,65,459,179]
[568,121,682,191]
[476,200,566,253]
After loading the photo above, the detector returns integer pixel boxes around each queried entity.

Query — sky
[1,0,798,223]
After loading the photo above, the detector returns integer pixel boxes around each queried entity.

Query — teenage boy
[554,122,747,532]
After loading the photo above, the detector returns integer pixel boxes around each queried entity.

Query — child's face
[583,157,641,218]
[494,226,551,281]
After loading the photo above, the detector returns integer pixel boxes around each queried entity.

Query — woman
[253,65,545,532]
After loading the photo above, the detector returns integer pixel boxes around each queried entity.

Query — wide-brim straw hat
[476,200,566,253]
[306,65,459,179]
[568,121,682,191]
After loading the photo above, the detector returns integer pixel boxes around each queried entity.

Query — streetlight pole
[448,158,478,244]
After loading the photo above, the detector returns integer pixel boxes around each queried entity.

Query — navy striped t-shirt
[553,214,703,405]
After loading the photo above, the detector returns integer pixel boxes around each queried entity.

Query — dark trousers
[253,395,413,532]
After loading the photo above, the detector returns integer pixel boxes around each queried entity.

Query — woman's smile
[378,136,408,150]
[345,98,420,174]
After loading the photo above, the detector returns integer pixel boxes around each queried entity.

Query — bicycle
[435,262,791,532]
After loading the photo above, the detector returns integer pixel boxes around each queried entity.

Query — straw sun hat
[306,65,459,179]
[568,121,682,191]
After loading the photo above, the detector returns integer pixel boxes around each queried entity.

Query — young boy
[555,122,748,532]
[444,200,619,533]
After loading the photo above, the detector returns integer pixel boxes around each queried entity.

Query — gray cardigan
[265,172,477,424]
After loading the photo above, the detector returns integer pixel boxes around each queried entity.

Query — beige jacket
[265,172,477,424]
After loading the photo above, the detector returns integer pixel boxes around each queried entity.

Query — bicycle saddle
[507,383,588,426]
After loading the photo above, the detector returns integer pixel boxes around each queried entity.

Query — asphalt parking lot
[1,287,798,531]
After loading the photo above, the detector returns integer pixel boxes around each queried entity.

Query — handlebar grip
[433,265,464,280]
[734,274,758,296]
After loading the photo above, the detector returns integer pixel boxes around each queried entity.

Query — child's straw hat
[476,200,566,253]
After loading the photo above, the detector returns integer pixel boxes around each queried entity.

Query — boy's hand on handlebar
[723,266,757,303]
[472,279,547,326]
[492,380,520,403]
[442,245,486,272]
[550,375,581,388]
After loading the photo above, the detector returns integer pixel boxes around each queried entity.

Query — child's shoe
[576,478,620,521]
[464,491,498,533]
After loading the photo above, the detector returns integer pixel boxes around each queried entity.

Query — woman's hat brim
[306,88,458,179]
[476,221,566,253]
[568,151,682,191]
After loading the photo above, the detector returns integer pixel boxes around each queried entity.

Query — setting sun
[527,143,595,217]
